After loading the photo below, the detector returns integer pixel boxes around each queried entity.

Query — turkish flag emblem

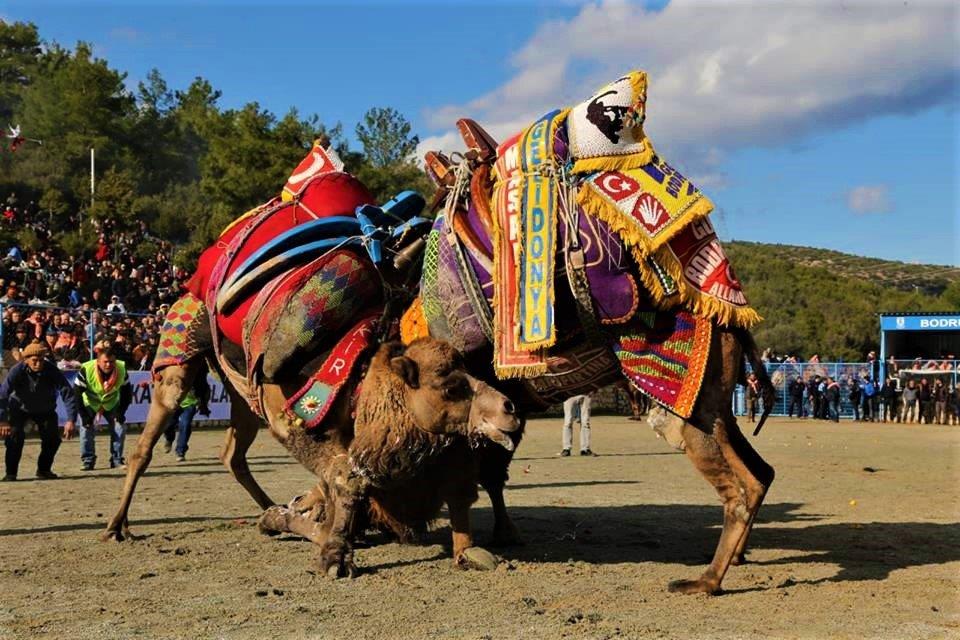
[595,172,640,202]
[283,146,337,198]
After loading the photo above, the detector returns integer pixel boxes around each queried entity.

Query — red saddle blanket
[186,172,375,347]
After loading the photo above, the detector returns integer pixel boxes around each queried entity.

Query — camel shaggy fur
[102,337,520,576]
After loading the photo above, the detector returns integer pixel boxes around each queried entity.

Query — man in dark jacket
[880,377,899,423]
[0,341,78,480]
[788,376,805,418]
[825,376,841,422]
[807,376,822,420]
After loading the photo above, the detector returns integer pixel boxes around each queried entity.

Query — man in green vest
[76,346,132,470]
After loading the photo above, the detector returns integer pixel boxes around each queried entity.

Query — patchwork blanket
[151,292,208,374]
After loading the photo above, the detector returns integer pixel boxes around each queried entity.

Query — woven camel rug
[612,309,713,419]
[151,292,208,374]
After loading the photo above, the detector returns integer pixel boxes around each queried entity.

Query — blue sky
[3,0,958,266]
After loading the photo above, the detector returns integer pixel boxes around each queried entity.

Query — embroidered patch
[285,314,379,430]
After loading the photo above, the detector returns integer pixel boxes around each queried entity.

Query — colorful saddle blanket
[151,292,209,374]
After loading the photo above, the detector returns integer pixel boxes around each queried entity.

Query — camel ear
[390,356,419,389]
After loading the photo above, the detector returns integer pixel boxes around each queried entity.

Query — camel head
[362,338,521,450]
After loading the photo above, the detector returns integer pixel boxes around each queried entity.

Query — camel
[103,331,520,575]
[102,168,524,575]
[407,73,779,593]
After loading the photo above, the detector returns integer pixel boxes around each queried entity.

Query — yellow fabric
[577,161,715,258]
[516,109,566,351]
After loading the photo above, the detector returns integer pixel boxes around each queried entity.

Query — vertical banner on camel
[55,371,232,426]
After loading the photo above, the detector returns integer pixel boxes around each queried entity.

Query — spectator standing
[880,377,898,423]
[75,347,132,470]
[933,379,948,425]
[788,375,805,418]
[825,376,841,422]
[861,377,876,422]
[901,380,919,423]
[561,393,594,457]
[807,375,821,420]
[918,378,932,424]
[746,373,761,423]
[848,378,862,421]
[0,342,77,480]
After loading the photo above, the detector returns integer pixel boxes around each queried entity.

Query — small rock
[174,547,188,556]
[521,597,537,608]
[932,606,939,612]
[778,578,796,588]
[95,513,103,518]
[272,588,284,596]
[862,467,878,473]
[139,572,156,579]
[255,590,268,597]
[534,608,545,615]
[566,611,584,625]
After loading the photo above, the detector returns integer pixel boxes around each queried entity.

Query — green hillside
[725,241,960,361]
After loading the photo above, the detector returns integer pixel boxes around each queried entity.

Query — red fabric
[95,242,109,262]
[185,173,375,346]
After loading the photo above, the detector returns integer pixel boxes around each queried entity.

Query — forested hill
[724,241,960,361]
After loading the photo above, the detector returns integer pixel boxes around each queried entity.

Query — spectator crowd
[1,193,187,371]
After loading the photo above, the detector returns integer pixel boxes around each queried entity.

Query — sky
[3,0,959,266]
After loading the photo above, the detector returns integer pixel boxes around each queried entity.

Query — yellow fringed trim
[400,297,429,344]
[494,361,548,380]
[576,183,714,259]
[571,144,656,176]
[634,243,763,329]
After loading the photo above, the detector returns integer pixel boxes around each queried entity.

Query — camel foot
[258,506,290,536]
[319,539,357,579]
[455,546,499,571]
[667,578,721,595]
[100,528,123,543]
[729,553,747,566]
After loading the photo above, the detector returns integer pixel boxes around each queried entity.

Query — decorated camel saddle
[154,141,432,422]
[405,70,759,417]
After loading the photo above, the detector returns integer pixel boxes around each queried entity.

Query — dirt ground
[1,415,958,640]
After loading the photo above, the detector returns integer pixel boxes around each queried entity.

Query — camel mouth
[475,420,516,452]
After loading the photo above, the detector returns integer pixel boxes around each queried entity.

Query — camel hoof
[730,553,747,566]
[100,529,121,542]
[457,546,499,571]
[319,541,357,579]
[667,578,721,595]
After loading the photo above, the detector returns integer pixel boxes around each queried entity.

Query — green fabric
[180,390,198,408]
[80,359,128,412]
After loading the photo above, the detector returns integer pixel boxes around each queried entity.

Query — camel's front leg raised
[102,362,199,541]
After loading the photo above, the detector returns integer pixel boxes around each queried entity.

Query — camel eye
[440,374,470,400]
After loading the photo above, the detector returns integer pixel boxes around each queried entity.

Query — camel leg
[258,504,327,544]
[667,419,753,594]
[446,489,499,571]
[317,458,366,579]
[102,362,198,541]
[219,386,273,510]
[718,417,775,565]
[482,481,522,547]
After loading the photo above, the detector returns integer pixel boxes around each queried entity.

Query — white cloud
[418,0,959,186]
[846,185,893,214]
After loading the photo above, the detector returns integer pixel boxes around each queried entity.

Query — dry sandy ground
[1,416,958,640]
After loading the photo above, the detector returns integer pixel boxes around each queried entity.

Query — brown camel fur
[103,337,520,576]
